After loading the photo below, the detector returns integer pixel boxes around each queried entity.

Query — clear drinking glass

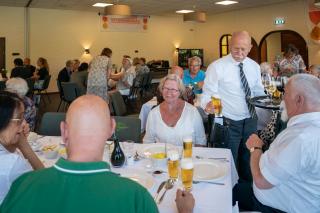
[180,158,194,191]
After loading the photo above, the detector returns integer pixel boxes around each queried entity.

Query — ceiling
[0,0,299,15]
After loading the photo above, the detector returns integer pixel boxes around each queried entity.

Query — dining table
[32,136,239,213]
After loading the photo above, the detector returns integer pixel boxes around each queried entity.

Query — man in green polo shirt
[0,95,158,213]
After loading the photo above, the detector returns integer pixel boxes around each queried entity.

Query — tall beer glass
[180,158,194,191]
[167,150,179,181]
[183,137,193,158]
[211,96,222,117]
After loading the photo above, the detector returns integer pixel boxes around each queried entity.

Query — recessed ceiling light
[215,1,239,6]
[176,10,195,14]
[92,3,113,7]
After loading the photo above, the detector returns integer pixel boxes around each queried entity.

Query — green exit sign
[274,18,285,25]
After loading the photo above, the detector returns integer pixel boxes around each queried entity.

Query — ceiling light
[215,1,239,5]
[183,11,206,23]
[176,10,194,14]
[104,4,131,16]
[315,0,320,7]
[93,3,113,7]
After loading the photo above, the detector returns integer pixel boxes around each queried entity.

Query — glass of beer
[167,149,179,181]
[183,137,193,158]
[211,96,222,117]
[180,158,194,191]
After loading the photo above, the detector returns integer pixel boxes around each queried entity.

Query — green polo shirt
[0,158,158,213]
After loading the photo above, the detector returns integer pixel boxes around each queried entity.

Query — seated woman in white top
[0,91,43,204]
[143,74,206,146]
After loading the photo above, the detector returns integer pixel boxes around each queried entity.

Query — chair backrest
[56,79,64,99]
[25,78,34,96]
[0,81,6,91]
[42,75,51,90]
[110,91,127,116]
[38,112,66,136]
[61,82,82,103]
[114,116,141,143]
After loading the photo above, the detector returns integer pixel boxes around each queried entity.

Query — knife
[154,181,166,201]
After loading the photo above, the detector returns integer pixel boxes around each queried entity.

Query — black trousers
[224,117,257,181]
[233,180,286,213]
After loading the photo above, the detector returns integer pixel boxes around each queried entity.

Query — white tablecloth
[35,137,239,213]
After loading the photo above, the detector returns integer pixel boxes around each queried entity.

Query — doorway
[259,30,308,67]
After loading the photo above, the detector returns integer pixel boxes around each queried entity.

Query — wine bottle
[110,134,125,167]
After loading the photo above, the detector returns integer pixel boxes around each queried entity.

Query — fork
[193,181,224,185]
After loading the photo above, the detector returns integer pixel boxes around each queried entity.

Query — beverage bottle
[110,134,125,167]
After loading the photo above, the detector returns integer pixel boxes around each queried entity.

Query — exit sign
[274,18,285,25]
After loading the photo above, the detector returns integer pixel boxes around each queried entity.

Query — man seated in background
[234,74,320,212]
[110,56,136,96]
[58,60,74,83]
[183,56,205,94]
[0,95,158,213]
[70,62,88,94]
[134,57,150,87]
[23,57,36,76]
[10,58,32,79]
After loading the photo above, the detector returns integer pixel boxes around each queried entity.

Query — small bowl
[151,152,167,169]
[42,145,59,159]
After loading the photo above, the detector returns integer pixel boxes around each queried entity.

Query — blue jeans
[224,117,257,181]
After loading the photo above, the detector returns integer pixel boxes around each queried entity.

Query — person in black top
[10,58,32,79]
[23,58,36,76]
[58,60,74,83]
[33,57,49,81]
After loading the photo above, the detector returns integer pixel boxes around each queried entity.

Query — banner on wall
[306,0,320,43]
[101,15,149,32]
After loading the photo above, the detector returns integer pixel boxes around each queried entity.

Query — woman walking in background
[87,48,112,102]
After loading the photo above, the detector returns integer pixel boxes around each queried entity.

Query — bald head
[284,74,320,119]
[230,31,252,62]
[169,66,184,79]
[61,95,115,162]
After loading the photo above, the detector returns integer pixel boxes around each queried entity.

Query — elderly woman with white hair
[6,78,36,131]
[143,74,206,146]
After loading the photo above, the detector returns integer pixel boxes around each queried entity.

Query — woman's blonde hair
[158,74,185,96]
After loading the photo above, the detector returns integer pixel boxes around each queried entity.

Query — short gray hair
[158,74,185,96]
[189,56,202,66]
[6,77,29,96]
[289,74,320,106]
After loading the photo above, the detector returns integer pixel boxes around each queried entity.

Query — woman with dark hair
[87,48,112,102]
[274,44,306,77]
[0,91,43,204]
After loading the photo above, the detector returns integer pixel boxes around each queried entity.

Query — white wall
[0,7,25,73]
[266,32,282,62]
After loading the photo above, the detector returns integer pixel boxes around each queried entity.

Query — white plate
[138,143,175,158]
[193,160,227,181]
[120,169,154,190]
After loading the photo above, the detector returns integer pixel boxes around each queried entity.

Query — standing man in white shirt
[201,31,264,181]
[233,74,320,212]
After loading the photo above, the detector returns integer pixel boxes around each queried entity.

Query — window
[219,34,232,57]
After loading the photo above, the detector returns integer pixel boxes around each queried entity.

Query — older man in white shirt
[233,74,320,212]
[201,31,265,181]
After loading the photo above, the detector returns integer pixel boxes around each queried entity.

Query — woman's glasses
[162,87,179,93]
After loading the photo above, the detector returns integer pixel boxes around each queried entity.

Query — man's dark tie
[239,62,257,119]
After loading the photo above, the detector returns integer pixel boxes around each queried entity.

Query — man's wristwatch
[250,147,263,153]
